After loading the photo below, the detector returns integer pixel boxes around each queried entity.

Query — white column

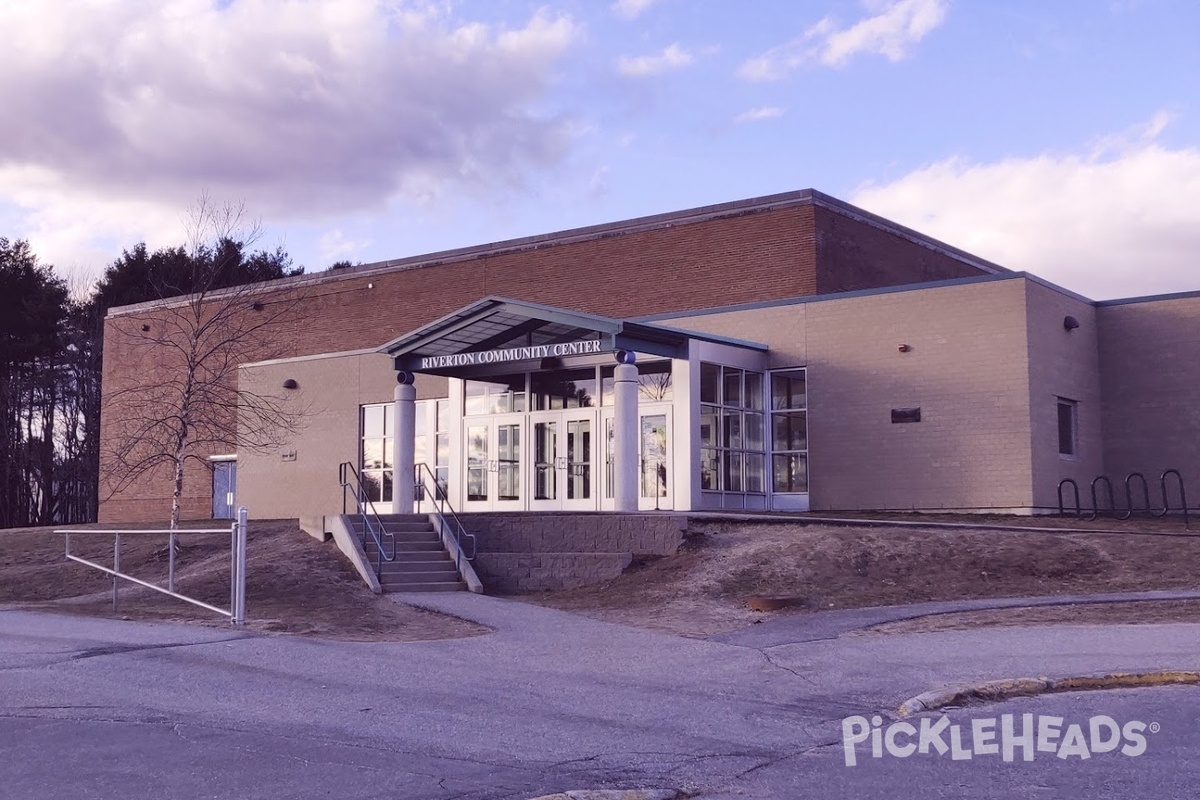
[392,372,416,514]
[613,352,639,512]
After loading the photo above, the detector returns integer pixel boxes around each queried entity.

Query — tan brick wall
[667,278,1036,510]
[237,352,447,521]
[1098,294,1200,493]
[1024,282,1103,510]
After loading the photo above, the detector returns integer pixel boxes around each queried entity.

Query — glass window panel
[772,453,808,493]
[772,411,808,452]
[363,405,386,437]
[465,375,525,415]
[701,448,721,491]
[381,437,393,469]
[724,451,744,492]
[745,412,765,451]
[414,402,427,435]
[700,363,721,405]
[638,361,673,402]
[436,399,450,432]
[745,372,763,410]
[771,370,807,410]
[723,368,743,408]
[533,369,597,411]
[1058,399,1077,456]
[362,438,383,470]
[363,471,383,502]
[722,410,743,449]
[436,433,449,467]
[382,470,393,503]
[745,453,765,493]
[700,405,720,447]
[414,435,427,468]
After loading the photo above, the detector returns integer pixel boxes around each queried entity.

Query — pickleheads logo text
[841,713,1158,766]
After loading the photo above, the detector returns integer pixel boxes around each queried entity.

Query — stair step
[383,581,466,593]
[351,523,436,534]
[377,568,459,582]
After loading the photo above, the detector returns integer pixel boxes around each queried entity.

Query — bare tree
[101,197,307,530]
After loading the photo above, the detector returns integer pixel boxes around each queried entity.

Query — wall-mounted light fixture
[897,343,912,353]
[282,379,299,390]
[1063,315,1080,331]
[141,323,151,332]
[251,301,265,312]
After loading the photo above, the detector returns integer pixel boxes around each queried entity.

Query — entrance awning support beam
[612,352,639,512]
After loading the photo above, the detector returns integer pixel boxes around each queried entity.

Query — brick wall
[1097,294,1200,494]
[99,194,997,522]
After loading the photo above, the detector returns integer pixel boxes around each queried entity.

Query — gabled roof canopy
[379,296,766,376]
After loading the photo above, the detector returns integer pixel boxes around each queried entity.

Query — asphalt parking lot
[1,595,1197,799]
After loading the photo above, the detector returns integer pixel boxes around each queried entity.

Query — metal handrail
[413,462,476,573]
[338,461,395,575]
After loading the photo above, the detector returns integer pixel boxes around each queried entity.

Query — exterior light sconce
[251,301,265,312]
[282,379,299,390]
[141,324,151,332]
[1063,315,1080,331]
[897,343,912,353]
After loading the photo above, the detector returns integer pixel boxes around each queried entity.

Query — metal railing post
[230,520,238,624]
[234,507,248,625]
[113,533,121,611]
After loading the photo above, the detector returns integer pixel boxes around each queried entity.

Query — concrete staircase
[352,513,466,593]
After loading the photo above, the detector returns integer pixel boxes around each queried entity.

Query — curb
[527,791,685,800]
[898,671,1200,716]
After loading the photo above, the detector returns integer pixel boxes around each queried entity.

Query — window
[699,364,766,494]
[600,360,673,404]
[1057,397,1078,457]
[770,369,808,493]
[360,403,393,503]
[464,374,525,415]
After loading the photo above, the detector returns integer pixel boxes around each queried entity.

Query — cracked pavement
[2,593,1198,799]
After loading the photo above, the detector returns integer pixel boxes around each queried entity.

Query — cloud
[0,0,578,275]
[851,116,1200,300]
[739,0,948,80]
[616,43,693,77]
[611,0,664,20]
[318,229,372,265]
[734,107,785,124]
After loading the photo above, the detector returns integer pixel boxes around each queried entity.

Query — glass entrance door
[463,414,524,511]
[561,412,596,510]
[601,406,673,510]
[529,410,597,510]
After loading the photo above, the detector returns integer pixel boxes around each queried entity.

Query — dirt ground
[0,521,488,642]
[5,515,1200,641]
[522,519,1200,636]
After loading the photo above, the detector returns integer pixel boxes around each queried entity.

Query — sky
[1,0,1198,301]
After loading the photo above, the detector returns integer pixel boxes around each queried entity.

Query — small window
[1057,398,1078,457]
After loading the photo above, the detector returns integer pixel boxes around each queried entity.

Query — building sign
[419,339,604,370]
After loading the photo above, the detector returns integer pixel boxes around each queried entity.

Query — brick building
[98,189,1200,523]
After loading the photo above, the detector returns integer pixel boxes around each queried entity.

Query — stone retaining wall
[473,552,634,593]
[460,513,687,593]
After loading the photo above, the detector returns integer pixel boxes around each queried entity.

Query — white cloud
[318,229,372,264]
[0,0,579,276]
[738,0,948,80]
[611,0,664,20]
[851,116,1200,300]
[616,43,693,77]
[734,107,785,124]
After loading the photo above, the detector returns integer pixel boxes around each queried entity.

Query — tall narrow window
[360,403,394,503]
[770,369,808,494]
[1057,397,1078,457]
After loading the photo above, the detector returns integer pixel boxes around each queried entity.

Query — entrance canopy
[380,296,766,376]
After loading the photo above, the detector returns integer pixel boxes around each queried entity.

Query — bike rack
[1059,469,1190,529]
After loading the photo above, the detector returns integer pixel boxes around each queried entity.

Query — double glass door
[531,410,596,510]
[464,413,524,511]
[463,410,597,511]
